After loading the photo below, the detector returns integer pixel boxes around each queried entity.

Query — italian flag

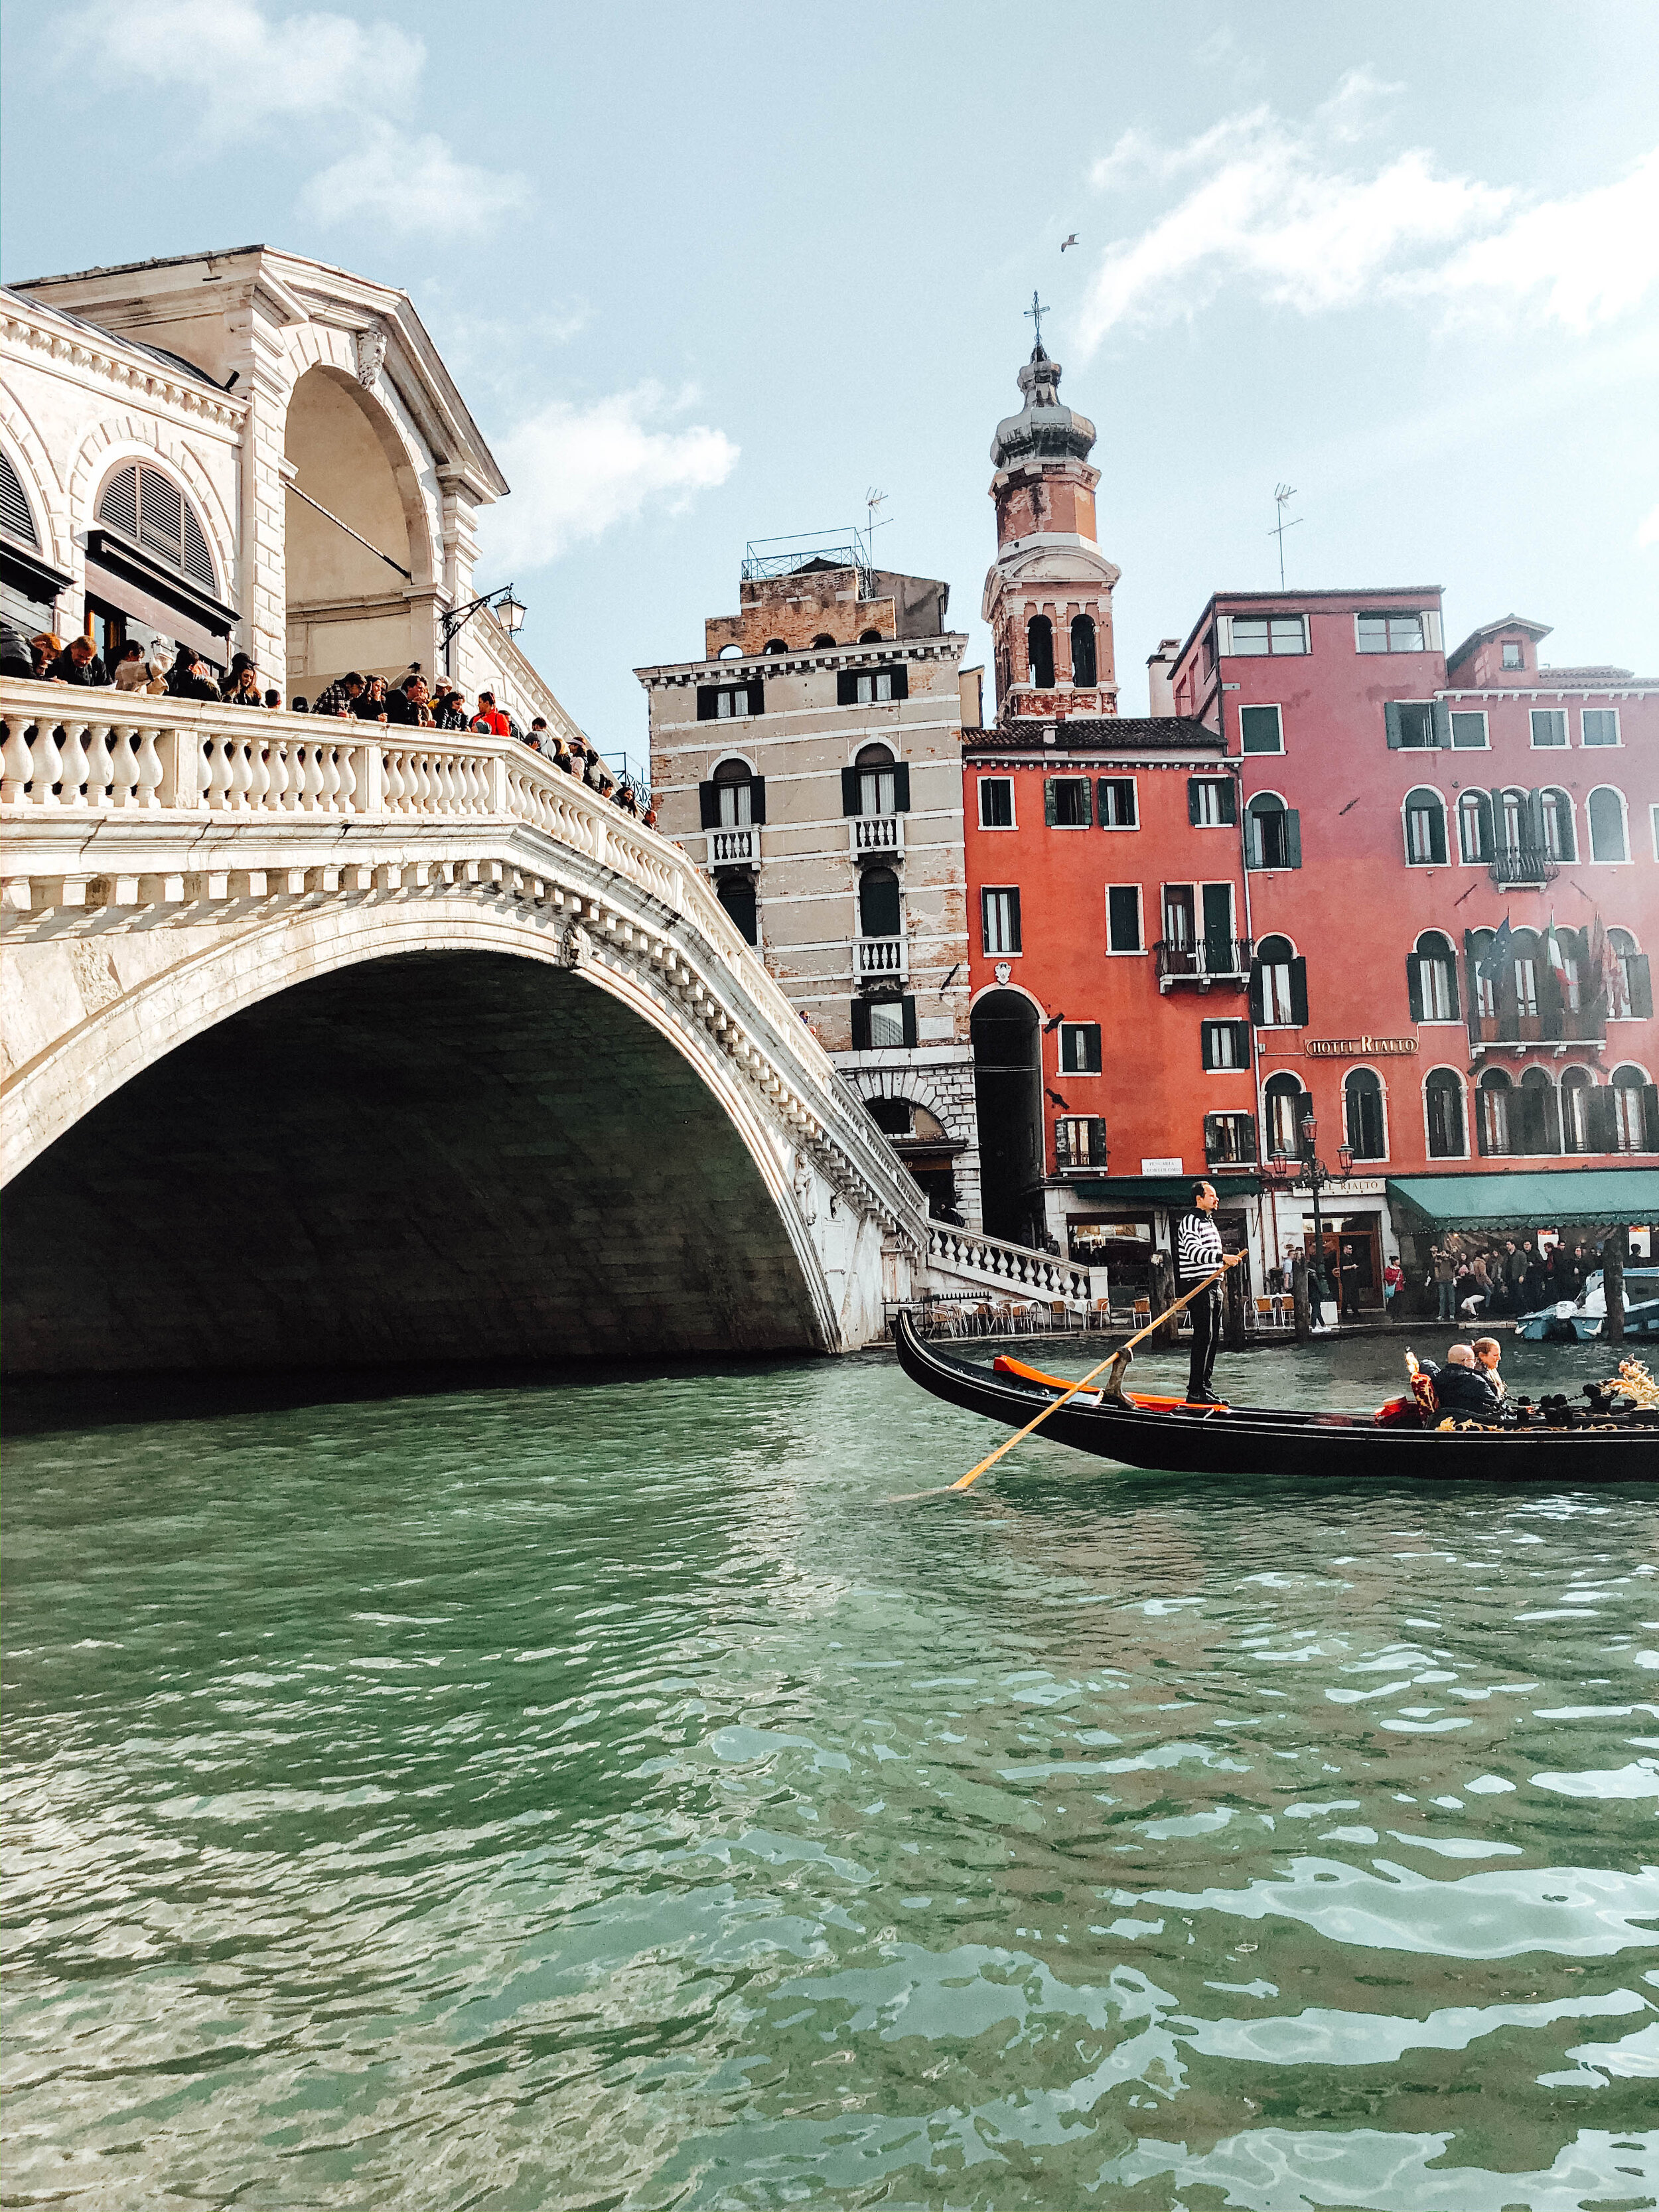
[1545,916,1569,980]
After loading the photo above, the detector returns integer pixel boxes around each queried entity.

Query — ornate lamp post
[441,584,526,674]
[1263,1113,1353,1318]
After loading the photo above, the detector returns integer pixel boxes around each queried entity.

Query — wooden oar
[897,1252,1248,1501]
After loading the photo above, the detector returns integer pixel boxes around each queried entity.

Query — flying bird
[1060,234,1078,252]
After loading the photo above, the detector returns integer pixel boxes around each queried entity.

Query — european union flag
[1477,913,1513,984]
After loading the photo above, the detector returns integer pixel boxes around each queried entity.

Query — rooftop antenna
[1269,483,1303,589]
[1025,288,1050,348]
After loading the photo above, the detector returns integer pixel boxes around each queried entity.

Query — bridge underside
[3,950,826,1376]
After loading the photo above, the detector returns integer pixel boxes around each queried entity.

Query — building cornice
[1442,684,1658,700]
[635,633,968,691]
[0,302,247,431]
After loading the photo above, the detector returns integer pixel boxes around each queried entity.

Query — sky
[3,0,1658,756]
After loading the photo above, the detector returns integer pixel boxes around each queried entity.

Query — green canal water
[5,1335,1658,2211]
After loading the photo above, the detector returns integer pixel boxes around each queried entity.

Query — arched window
[1245,792,1300,871]
[1409,929,1459,1022]
[1263,1071,1309,1159]
[859,865,901,939]
[1425,1068,1467,1158]
[1518,1067,1561,1156]
[1477,1068,1514,1157]
[1468,926,1498,1020]
[762,637,788,655]
[1403,787,1447,866]
[1561,1065,1595,1153]
[1344,1067,1386,1159]
[1510,927,1541,1020]
[858,628,885,644]
[1613,1065,1659,1152]
[1540,787,1575,861]
[1589,786,1628,863]
[1252,934,1306,1027]
[717,642,745,660]
[96,462,215,590]
[1608,928,1652,1019]
[812,634,836,649]
[717,873,758,946]
[1070,614,1097,687]
[0,447,40,549]
[711,755,756,828]
[1496,788,1528,857]
[1458,790,1493,864]
[856,741,897,816]
[1027,615,1054,688]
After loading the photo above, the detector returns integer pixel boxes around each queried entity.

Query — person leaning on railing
[49,633,110,686]
[311,672,364,717]
[3,622,38,677]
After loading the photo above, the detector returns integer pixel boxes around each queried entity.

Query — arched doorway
[284,366,425,698]
[970,991,1041,1244]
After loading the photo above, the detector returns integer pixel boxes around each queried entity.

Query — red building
[963,332,1659,1307]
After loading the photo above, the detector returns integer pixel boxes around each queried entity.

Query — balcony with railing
[855,934,907,982]
[850,813,903,861]
[705,824,759,869]
[1488,845,1557,890]
[1155,936,1252,992]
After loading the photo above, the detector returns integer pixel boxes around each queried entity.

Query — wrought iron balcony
[1155,936,1253,991]
[855,934,907,982]
[850,814,903,860]
[706,824,758,869]
[1488,846,1557,889]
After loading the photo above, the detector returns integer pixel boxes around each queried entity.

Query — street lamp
[440,583,527,672]
[1262,1107,1354,1321]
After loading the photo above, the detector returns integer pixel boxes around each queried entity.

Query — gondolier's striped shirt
[1176,1210,1226,1282]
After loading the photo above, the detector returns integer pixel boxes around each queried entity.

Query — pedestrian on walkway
[1382,1258,1402,1319]
[1430,1246,1456,1323]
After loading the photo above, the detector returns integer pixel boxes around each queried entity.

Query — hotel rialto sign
[1303,1036,1420,1058]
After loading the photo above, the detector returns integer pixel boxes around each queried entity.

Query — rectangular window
[860,764,897,815]
[1530,707,1567,748]
[1098,776,1138,827]
[1189,777,1236,826]
[1202,1019,1250,1071]
[1386,701,1438,748]
[1582,708,1620,747]
[1230,615,1307,656]
[1054,1116,1107,1169]
[1204,1111,1258,1165]
[835,665,909,707]
[978,776,1015,828]
[1514,957,1538,1017]
[868,998,907,1050]
[1106,885,1142,953]
[1501,640,1524,669]
[1059,1021,1102,1074]
[697,679,763,721]
[1405,800,1444,865]
[982,887,1021,956]
[1450,710,1488,749]
[719,782,752,828]
[1239,703,1283,754]
[1358,613,1426,653]
[1047,775,1092,828]
[1417,954,1454,1022]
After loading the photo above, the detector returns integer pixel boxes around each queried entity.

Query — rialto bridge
[0,680,1088,1376]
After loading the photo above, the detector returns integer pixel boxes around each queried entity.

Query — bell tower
[982,312,1119,721]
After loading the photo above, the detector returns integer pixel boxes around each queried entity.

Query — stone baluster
[384,749,405,811]
[299,743,325,812]
[84,721,115,808]
[266,740,290,811]
[110,727,141,808]
[437,755,458,812]
[228,737,254,810]
[336,743,358,812]
[247,739,272,810]
[2,715,36,803]
[318,743,342,811]
[203,738,232,810]
[58,720,90,806]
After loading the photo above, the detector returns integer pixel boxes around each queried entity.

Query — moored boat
[1518,1268,1659,1343]
[893,1313,1659,1482]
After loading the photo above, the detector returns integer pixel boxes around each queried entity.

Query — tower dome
[990,344,1097,472]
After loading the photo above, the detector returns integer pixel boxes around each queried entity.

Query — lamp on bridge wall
[441,583,527,673]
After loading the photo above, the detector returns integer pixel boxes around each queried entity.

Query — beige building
[638,541,986,1224]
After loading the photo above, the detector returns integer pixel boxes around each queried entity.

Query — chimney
[1146,636,1181,716]
[959,665,984,730]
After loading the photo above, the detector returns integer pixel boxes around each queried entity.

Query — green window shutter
[1187,778,1202,826]
[841,766,860,815]
[1525,789,1546,851]
[1218,780,1236,825]
[1283,810,1303,868]
[893,761,911,812]
[1248,960,1265,1024]
[1407,952,1424,1022]
[851,999,871,1050]
[1289,956,1309,1025]
[1079,776,1093,827]
[1586,1084,1617,1153]
[1629,953,1654,1019]
[749,776,766,826]
[698,780,719,829]
[1432,701,1452,748]
[1430,806,1446,866]
[1043,778,1058,826]
[901,995,918,1048]
[1384,701,1403,749]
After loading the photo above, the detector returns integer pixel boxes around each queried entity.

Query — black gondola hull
[893,1315,1659,1482]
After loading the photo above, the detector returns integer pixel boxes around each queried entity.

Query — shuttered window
[96,463,216,591]
[0,449,38,548]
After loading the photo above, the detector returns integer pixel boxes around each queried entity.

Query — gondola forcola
[891,1312,1659,1485]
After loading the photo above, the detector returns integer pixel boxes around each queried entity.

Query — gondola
[893,1313,1659,1482]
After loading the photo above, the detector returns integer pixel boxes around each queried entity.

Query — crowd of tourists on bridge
[1,626,653,821]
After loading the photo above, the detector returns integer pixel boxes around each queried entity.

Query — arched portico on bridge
[2,904,844,1375]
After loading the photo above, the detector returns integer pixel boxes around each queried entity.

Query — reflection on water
[4,1334,1658,2209]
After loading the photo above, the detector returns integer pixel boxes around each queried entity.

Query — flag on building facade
[1477,914,1513,984]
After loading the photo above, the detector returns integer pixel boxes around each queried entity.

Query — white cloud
[1638,502,1659,550]
[66,0,524,240]
[482,386,739,567]
[301,123,529,239]
[1077,80,1659,352]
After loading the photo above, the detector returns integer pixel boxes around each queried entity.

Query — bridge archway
[3,917,839,1376]
[283,364,431,695]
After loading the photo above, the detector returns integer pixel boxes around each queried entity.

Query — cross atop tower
[1024,289,1049,348]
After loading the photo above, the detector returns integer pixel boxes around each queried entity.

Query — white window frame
[1613,1067,1654,1153]
[1500,640,1524,670]
[977,775,1016,830]
[1058,1021,1102,1076]
[981,886,1021,956]
[1529,707,1569,750]
[1413,936,1457,1023]
[1238,702,1284,755]
[1355,609,1441,654]
[1449,708,1489,750]
[1650,802,1659,862]
[1421,1067,1469,1161]
[1256,938,1299,1028]
[1217,613,1307,657]
[1105,883,1144,956]
[1458,791,1490,865]
[1342,1063,1390,1163]
[1098,776,1139,829]
[1581,706,1621,749]
[1048,774,1093,830]
[1402,787,1447,867]
[1587,786,1631,866]
[1201,1018,1250,1072]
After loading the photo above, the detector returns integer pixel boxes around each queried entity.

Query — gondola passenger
[1419,1343,1506,1422]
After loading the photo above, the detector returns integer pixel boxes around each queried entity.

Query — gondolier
[1176,1181,1228,1405]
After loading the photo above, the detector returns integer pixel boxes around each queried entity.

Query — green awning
[1071,1173,1262,1205]
[1386,1169,1659,1234]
